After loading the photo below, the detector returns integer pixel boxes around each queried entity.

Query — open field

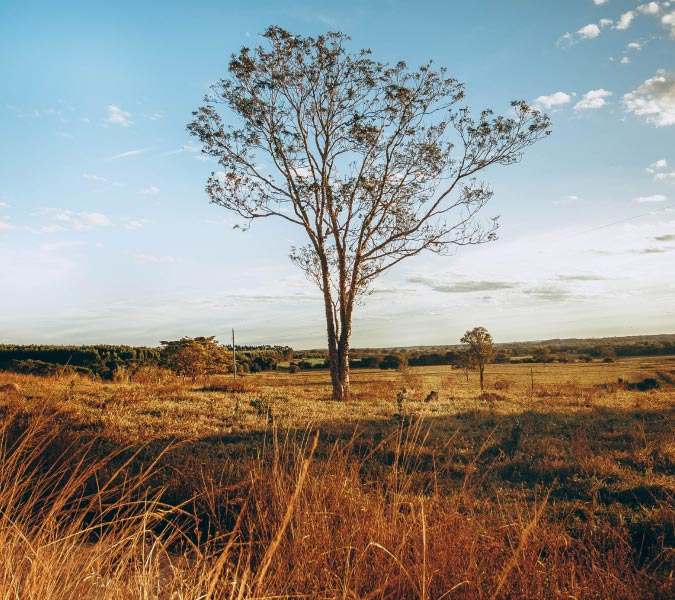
[0,357,674,598]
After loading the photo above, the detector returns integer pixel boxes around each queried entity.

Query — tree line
[0,340,293,380]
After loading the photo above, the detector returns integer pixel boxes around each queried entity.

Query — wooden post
[232,329,237,383]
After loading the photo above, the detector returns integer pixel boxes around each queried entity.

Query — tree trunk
[322,291,351,401]
[479,365,485,391]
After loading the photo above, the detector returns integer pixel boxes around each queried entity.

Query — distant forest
[0,343,293,380]
[1,334,674,380]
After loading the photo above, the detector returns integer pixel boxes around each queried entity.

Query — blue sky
[1,0,674,348]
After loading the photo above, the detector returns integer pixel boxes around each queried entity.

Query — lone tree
[533,345,551,366]
[460,327,494,391]
[188,27,550,401]
[160,336,230,381]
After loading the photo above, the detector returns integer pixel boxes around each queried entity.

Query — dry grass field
[0,356,674,598]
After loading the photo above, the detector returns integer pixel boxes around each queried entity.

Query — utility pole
[232,329,237,383]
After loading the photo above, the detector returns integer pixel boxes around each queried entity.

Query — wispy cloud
[137,186,159,195]
[81,173,108,183]
[0,220,15,231]
[557,273,609,281]
[111,148,146,160]
[0,201,10,208]
[634,194,667,203]
[124,219,147,230]
[408,275,519,293]
[25,224,68,234]
[654,233,675,241]
[31,209,112,230]
[39,241,88,252]
[104,105,132,127]
[632,247,671,254]
[522,285,574,302]
[132,254,174,265]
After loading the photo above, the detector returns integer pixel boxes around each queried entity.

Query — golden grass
[0,357,673,598]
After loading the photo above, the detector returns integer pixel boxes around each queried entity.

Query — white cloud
[615,11,635,29]
[132,254,174,264]
[663,11,675,36]
[124,220,147,230]
[623,70,675,126]
[575,89,613,110]
[137,186,159,195]
[104,105,132,127]
[0,202,10,208]
[162,142,202,157]
[594,0,609,5]
[78,212,112,228]
[558,20,614,46]
[621,56,631,64]
[655,170,675,181]
[533,91,572,109]
[81,173,108,183]
[637,2,661,15]
[111,148,145,160]
[647,159,668,173]
[579,23,601,38]
[0,220,15,231]
[25,224,68,234]
[634,194,668,203]
[39,241,88,252]
[627,42,642,50]
[34,209,112,231]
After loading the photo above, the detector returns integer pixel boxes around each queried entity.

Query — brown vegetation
[0,356,673,598]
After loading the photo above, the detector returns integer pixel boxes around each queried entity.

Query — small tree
[188,27,551,401]
[460,327,494,391]
[160,336,230,381]
[453,350,475,382]
[532,346,551,366]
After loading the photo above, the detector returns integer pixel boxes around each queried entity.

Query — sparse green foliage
[460,326,494,391]
[188,26,550,401]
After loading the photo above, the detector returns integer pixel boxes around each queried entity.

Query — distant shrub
[201,380,258,393]
[9,359,62,377]
[131,364,174,385]
[288,364,300,374]
[479,392,505,402]
[379,354,407,370]
[619,377,660,391]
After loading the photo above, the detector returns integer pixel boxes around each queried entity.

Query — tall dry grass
[0,405,672,599]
